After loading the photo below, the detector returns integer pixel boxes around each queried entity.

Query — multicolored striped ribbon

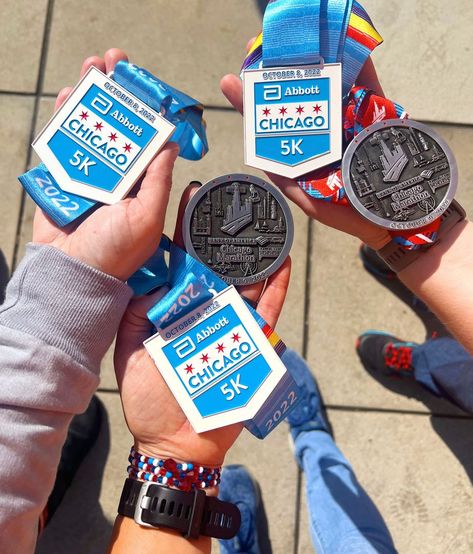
[241,1,437,250]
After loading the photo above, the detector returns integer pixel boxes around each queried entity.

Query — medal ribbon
[132,237,299,439]
[18,63,209,227]
[245,0,382,97]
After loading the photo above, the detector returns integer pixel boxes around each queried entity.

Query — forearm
[108,516,211,554]
[399,220,473,353]
[0,244,132,552]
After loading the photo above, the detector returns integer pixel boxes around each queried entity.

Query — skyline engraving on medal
[183,174,294,285]
[342,119,458,230]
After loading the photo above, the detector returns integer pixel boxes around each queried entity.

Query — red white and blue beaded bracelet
[127,447,221,492]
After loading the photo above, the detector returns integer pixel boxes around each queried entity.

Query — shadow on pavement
[36,406,113,553]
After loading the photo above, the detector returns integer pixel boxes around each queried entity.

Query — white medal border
[243,63,343,179]
[144,286,287,433]
[33,66,176,205]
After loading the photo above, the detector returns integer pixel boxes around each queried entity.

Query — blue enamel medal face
[243,64,342,179]
[32,67,175,204]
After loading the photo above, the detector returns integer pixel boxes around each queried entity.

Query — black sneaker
[356,331,417,377]
[39,395,103,531]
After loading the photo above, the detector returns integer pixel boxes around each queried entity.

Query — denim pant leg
[294,430,397,554]
[412,337,472,396]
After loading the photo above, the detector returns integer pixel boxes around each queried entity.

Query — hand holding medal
[32,49,180,281]
[222,0,462,260]
[114,184,291,466]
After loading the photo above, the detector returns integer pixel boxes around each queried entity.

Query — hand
[114,184,291,466]
[32,48,179,281]
[220,41,391,251]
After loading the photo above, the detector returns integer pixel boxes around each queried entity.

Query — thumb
[117,287,169,347]
[220,73,244,115]
[134,142,179,224]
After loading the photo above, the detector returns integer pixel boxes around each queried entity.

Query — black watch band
[376,200,466,272]
[118,478,241,540]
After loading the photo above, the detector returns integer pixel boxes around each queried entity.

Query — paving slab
[297,409,473,554]
[306,123,473,414]
[0,0,48,92]
[43,0,261,106]
[362,0,473,125]
[0,95,34,271]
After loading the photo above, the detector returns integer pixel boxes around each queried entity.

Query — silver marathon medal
[342,119,458,230]
[183,174,294,286]
[243,63,342,179]
[33,67,175,204]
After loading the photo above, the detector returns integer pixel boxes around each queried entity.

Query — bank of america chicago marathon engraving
[342,119,458,230]
[183,174,294,285]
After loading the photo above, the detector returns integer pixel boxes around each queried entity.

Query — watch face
[183,174,294,285]
[342,119,458,230]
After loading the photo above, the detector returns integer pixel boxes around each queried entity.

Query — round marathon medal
[342,119,458,230]
[183,174,294,285]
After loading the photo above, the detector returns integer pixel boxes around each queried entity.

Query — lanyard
[243,0,382,98]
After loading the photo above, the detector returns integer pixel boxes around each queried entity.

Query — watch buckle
[134,481,155,528]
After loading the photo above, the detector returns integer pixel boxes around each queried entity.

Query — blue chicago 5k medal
[183,174,294,285]
[32,66,175,204]
[243,63,342,179]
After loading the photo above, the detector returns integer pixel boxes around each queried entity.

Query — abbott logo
[263,85,281,101]
[91,93,112,115]
[173,336,196,359]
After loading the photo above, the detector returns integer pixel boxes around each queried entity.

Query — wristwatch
[377,199,466,272]
[118,478,241,539]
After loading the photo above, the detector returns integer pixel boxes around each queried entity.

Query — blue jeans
[412,337,473,412]
[294,430,397,553]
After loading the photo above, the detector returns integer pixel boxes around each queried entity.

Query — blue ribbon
[263,0,322,66]
[249,0,372,98]
[113,62,208,161]
[19,63,208,227]
[18,164,96,227]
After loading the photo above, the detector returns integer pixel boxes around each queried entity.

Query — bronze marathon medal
[183,174,294,285]
[342,119,458,230]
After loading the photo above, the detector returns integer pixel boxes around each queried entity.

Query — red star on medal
[79,110,89,120]
[313,104,322,114]
[94,121,103,131]
[231,333,241,343]
[200,353,210,364]
[262,107,271,116]
[184,364,194,374]
[216,343,225,353]
[108,132,118,142]
[123,143,132,153]
[279,106,288,116]
[296,105,304,115]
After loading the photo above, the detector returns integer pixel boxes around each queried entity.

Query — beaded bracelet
[127,447,221,492]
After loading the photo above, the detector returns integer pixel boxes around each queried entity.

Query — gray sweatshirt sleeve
[0,244,133,553]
